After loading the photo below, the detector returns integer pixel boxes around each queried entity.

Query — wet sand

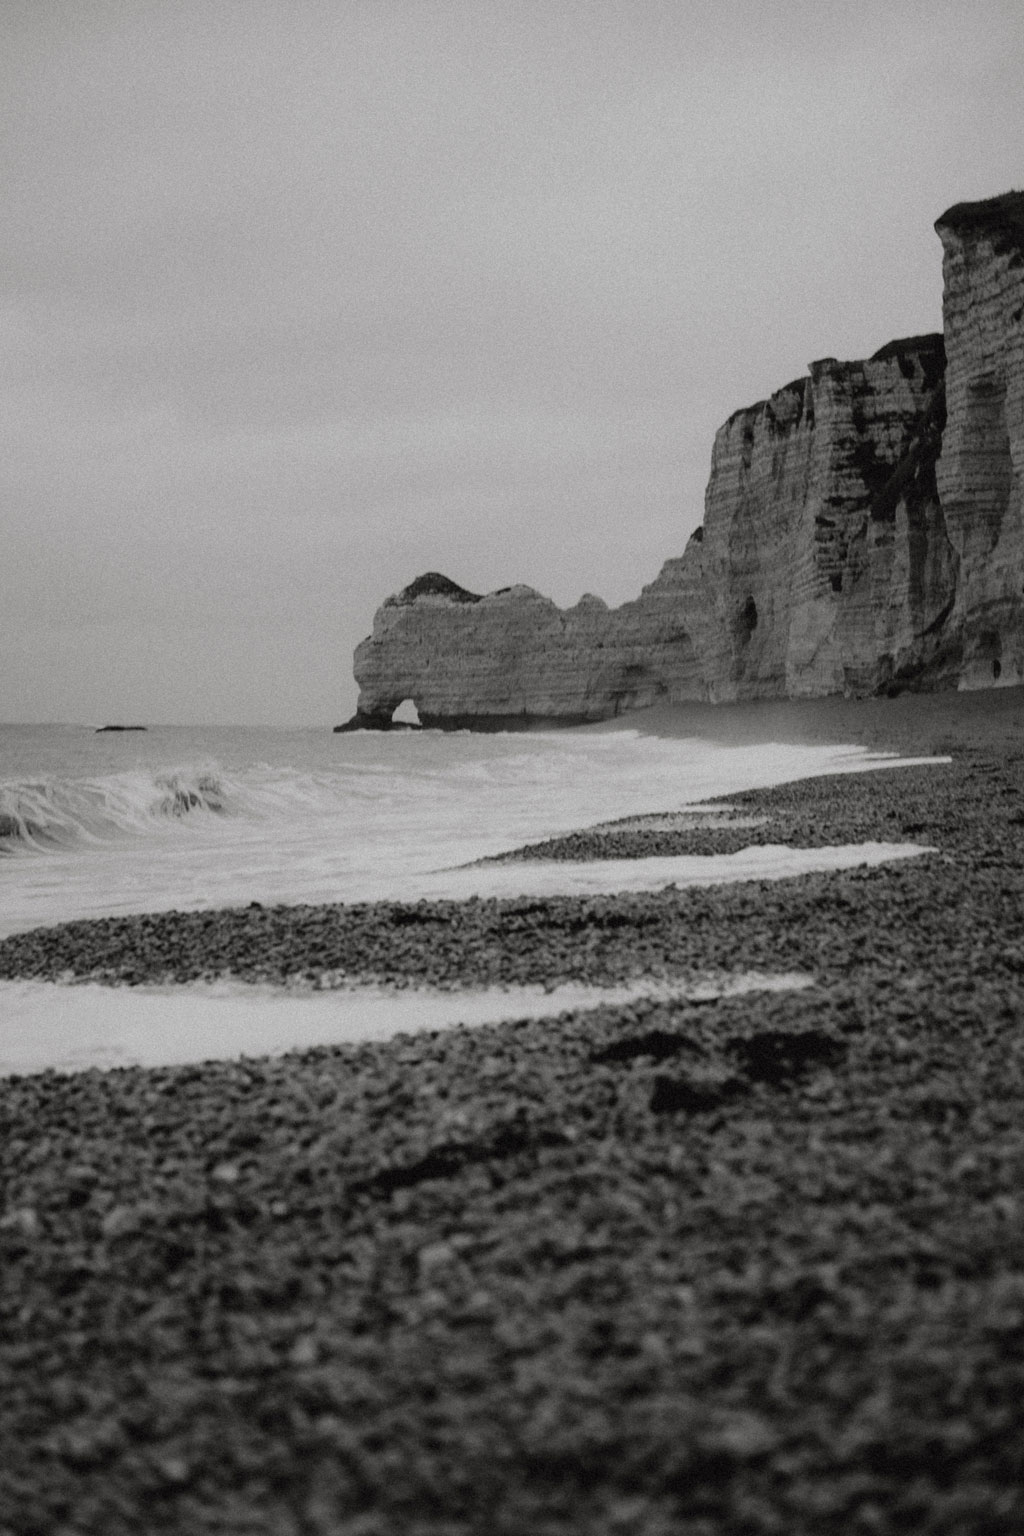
[2,688,1023,1534]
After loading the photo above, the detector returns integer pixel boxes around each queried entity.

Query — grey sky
[2,1,1022,725]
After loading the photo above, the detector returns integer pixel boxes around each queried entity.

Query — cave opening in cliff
[392,699,421,727]
[737,595,758,645]
[976,630,1003,684]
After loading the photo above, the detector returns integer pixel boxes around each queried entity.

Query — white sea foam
[0,723,944,937]
[399,840,934,902]
[0,972,818,1077]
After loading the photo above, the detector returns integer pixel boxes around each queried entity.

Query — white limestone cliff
[934,194,1024,688]
[340,192,1023,730]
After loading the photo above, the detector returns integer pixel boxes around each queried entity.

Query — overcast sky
[2,1,1022,725]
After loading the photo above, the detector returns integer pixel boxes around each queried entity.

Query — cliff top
[724,333,943,429]
[389,572,482,605]
[869,333,946,391]
[936,190,1024,254]
[724,375,806,429]
[869,333,945,365]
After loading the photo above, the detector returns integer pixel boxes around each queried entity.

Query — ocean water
[0,723,938,935]
[0,722,939,1073]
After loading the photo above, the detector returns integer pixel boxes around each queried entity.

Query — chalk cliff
[340,191,1024,729]
[934,193,1024,688]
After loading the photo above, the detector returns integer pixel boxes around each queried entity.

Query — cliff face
[349,576,625,729]
[691,337,953,700]
[934,194,1024,688]
[341,191,1023,729]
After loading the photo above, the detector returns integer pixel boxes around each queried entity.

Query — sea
[0,722,937,1074]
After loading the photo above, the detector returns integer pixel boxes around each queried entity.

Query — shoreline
[599,681,1024,754]
[3,688,1024,1531]
[0,719,911,944]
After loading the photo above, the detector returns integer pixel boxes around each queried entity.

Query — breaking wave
[0,767,234,852]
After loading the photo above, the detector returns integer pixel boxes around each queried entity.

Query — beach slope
[2,691,1023,1533]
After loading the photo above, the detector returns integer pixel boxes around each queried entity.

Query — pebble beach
[2,689,1024,1534]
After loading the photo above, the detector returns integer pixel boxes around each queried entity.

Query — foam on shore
[418,839,933,901]
[0,971,818,1077]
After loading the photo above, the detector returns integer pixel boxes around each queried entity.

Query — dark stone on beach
[352,1117,568,1198]
[591,1028,697,1065]
[728,1028,847,1087]
[650,1071,740,1113]
[95,724,147,732]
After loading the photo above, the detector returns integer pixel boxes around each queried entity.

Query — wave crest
[0,767,231,852]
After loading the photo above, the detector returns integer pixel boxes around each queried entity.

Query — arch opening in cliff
[392,698,421,727]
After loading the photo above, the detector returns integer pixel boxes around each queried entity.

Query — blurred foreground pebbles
[2,707,1024,1532]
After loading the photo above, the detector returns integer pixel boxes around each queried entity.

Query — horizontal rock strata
[935,193,1024,688]
[340,192,1023,729]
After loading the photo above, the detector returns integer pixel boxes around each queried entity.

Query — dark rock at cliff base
[333,712,423,733]
[334,708,591,733]
[335,711,397,732]
[344,191,1024,728]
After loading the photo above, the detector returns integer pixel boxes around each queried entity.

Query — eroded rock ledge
[338,191,1023,731]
